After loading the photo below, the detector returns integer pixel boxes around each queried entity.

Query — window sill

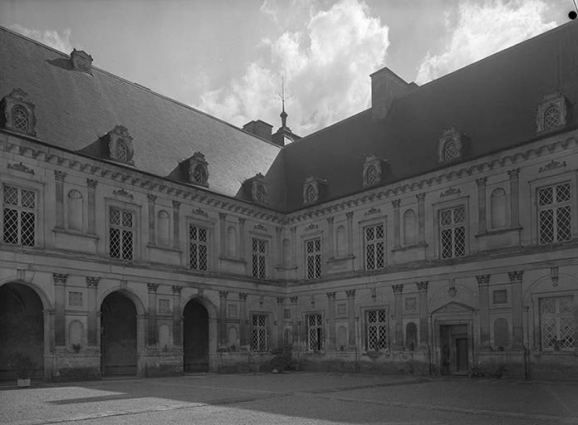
[218,256,246,264]
[147,243,181,253]
[391,242,427,252]
[475,226,522,238]
[52,227,99,240]
[275,265,298,271]
[327,254,355,263]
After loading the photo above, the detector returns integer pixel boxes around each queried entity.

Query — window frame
[363,221,386,271]
[188,222,210,271]
[433,197,470,260]
[361,305,390,353]
[306,312,325,352]
[531,289,577,353]
[105,199,141,261]
[537,294,575,352]
[251,236,269,279]
[1,177,44,248]
[108,206,136,261]
[250,312,269,352]
[529,171,578,246]
[304,236,323,279]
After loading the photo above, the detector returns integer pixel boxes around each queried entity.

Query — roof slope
[283,21,578,211]
[0,27,284,207]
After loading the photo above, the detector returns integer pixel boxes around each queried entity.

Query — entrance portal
[440,324,469,375]
[183,299,209,372]
[101,292,137,376]
[0,283,44,380]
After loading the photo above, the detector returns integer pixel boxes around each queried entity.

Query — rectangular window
[305,238,322,279]
[251,238,267,279]
[364,223,385,270]
[493,290,508,304]
[251,314,268,351]
[538,182,572,244]
[539,296,575,351]
[3,185,36,246]
[109,207,134,260]
[366,309,388,351]
[307,314,324,351]
[439,205,466,259]
[189,224,208,270]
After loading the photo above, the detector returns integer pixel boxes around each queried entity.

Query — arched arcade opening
[183,299,209,372]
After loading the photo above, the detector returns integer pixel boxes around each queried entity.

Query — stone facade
[0,24,577,381]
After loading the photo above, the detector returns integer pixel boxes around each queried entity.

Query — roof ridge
[415,21,575,90]
[0,25,282,150]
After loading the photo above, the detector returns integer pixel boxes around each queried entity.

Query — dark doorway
[183,299,209,372]
[101,292,137,376]
[440,324,469,375]
[0,283,44,380]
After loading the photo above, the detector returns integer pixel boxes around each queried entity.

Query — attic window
[106,125,135,165]
[255,185,266,203]
[438,127,467,163]
[186,152,209,187]
[536,92,568,133]
[117,141,128,162]
[306,185,317,204]
[303,176,327,205]
[362,154,386,187]
[12,106,29,132]
[0,89,37,137]
[246,173,268,205]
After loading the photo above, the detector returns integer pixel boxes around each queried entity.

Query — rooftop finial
[279,76,288,128]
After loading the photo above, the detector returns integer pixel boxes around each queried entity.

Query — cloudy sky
[0,0,571,137]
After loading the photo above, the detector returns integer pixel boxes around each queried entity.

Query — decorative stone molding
[147,194,157,203]
[53,273,69,284]
[105,125,135,165]
[392,284,403,295]
[70,49,93,74]
[475,274,491,285]
[475,177,487,187]
[346,289,356,298]
[304,223,318,231]
[87,179,98,189]
[172,200,181,209]
[186,152,209,187]
[416,193,426,202]
[86,277,100,288]
[392,199,401,208]
[147,283,159,293]
[172,285,182,294]
[507,168,520,180]
[365,207,381,216]
[276,297,285,304]
[192,207,208,217]
[246,173,268,205]
[1,88,37,136]
[362,154,387,187]
[254,223,267,231]
[219,291,229,299]
[539,159,567,173]
[440,187,461,197]
[508,271,524,283]
[290,296,298,304]
[438,127,468,163]
[113,188,133,199]
[536,92,569,133]
[8,162,34,174]
[416,281,428,291]
[550,267,559,287]
[239,292,248,301]
[303,176,328,205]
[327,292,336,300]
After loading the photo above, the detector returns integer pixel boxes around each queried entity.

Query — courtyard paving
[0,373,577,425]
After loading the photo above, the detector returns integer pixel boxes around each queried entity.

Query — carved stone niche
[437,127,469,163]
[105,125,135,165]
[362,154,388,187]
[0,88,37,137]
[70,49,93,74]
[186,152,209,187]
[536,92,569,133]
[245,173,268,205]
[303,176,328,205]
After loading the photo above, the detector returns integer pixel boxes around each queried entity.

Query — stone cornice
[282,134,578,224]
[0,134,285,224]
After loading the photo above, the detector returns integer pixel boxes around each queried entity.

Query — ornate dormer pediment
[536,92,569,133]
[105,125,134,165]
[186,152,209,187]
[303,176,328,205]
[438,127,468,163]
[0,88,37,137]
[362,153,388,187]
[246,172,268,205]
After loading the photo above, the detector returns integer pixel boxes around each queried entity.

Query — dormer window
[186,152,209,187]
[106,125,134,165]
[0,89,37,137]
[536,92,568,133]
[303,176,327,205]
[362,154,387,187]
[255,185,267,203]
[244,173,268,205]
[438,127,467,163]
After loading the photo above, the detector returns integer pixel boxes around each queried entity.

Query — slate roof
[282,21,578,211]
[0,26,285,209]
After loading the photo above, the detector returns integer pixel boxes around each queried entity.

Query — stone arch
[490,188,507,229]
[429,282,478,313]
[98,287,146,316]
[522,273,578,306]
[0,277,52,311]
[180,295,218,320]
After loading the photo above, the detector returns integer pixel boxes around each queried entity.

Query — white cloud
[196,0,390,136]
[10,24,75,53]
[416,0,556,84]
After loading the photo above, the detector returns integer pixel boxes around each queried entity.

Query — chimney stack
[70,49,93,74]
[243,120,273,141]
[370,67,415,121]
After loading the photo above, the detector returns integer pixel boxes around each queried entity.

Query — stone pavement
[1,373,577,425]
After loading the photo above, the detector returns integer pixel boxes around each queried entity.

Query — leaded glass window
[305,238,322,279]
[544,105,560,130]
[116,141,128,162]
[307,314,324,351]
[109,207,134,260]
[305,185,317,204]
[439,205,466,259]
[366,309,388,351]
[252,238,267,279]
[365,224,385,270]
[540,296,575,351]
[192,165,207,185]
[3,185,36,246]
[189,224,208,270]
[12,106,29,132]
[251,314,268,351]
[365,165,378,185]
[538,183,572,244]
[255,184,266,203]
[443,140,458,161]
